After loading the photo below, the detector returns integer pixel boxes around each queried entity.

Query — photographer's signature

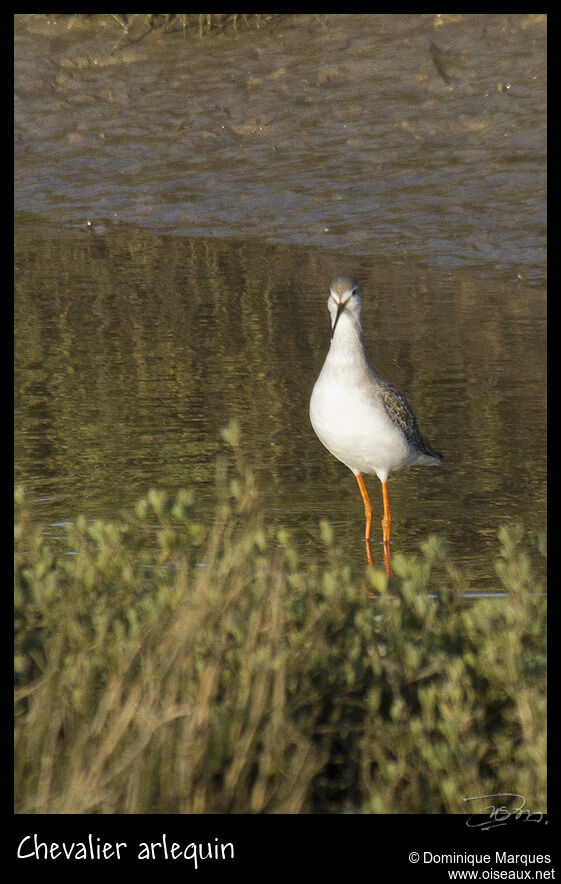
[465,793,546,831]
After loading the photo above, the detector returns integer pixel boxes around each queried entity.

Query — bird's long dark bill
[331,302,346,339]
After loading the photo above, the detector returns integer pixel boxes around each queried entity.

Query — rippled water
[14,218,546,589]
[15,13,546,283]
[14,15,546,589]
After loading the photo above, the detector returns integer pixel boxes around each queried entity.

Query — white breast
[310,373,412,482]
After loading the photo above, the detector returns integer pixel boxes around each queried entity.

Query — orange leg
[355,473,374,566]
[381,480,392,544]
[381,480,392,579]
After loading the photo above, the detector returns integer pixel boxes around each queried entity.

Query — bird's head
[328,275,362,338]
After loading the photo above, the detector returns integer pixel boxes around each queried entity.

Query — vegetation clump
[14,426,546,814]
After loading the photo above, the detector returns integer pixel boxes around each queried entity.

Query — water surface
[15,13,546,284]
[14,218,546,588]
[14,14,546,589]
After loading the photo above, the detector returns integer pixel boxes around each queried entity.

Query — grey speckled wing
[379,379,443,461]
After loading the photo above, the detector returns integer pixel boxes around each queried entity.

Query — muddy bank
[15,13,546,284]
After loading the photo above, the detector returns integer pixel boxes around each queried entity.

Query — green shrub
[14,426,546,813]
